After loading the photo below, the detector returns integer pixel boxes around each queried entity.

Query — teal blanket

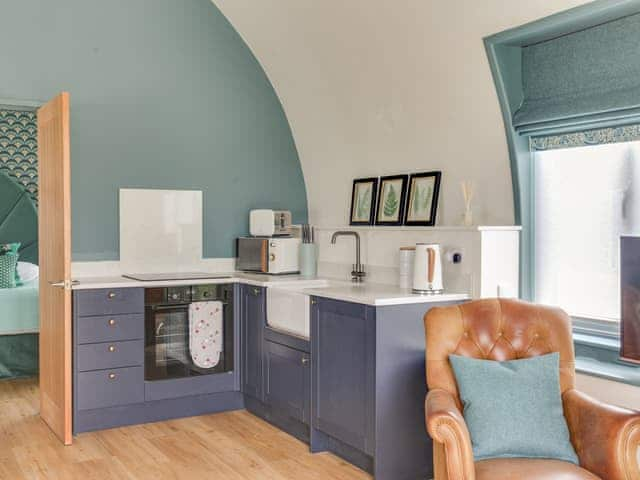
[0,333,38,379]
[0,280,39,379]
[0,280,38,334]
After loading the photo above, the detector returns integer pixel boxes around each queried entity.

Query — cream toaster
[249,209,292,237]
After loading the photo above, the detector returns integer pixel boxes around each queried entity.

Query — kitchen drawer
[76,313,144,345]
[76,340,143,372]
[77,366,144,411]
[75,288,144,317]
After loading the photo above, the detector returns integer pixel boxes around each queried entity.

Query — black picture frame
[404,171,441,226]
[375,174,408,226]
[349,177,378,225]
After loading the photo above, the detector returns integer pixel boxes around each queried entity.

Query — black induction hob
[122,272,232,282]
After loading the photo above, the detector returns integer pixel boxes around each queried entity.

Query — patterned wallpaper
[530,124,640,151]
[0,110,38,205]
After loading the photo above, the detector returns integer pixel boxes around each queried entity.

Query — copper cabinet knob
[108,345,116,352]
[108,319,116,326]
[108,373,116,380]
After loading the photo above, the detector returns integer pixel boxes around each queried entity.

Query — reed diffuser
[461,181,474,227]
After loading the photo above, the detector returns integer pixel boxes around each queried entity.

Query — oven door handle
[150,304,190,311]
[148,302,228,311]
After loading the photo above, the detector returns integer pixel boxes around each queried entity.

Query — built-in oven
[144,284,234,381]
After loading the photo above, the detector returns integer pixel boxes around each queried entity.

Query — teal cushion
[449,352,579,464]
[0,253,19,288]
[0,243,21,286]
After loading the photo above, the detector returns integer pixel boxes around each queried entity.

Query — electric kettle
[413,243,444,294]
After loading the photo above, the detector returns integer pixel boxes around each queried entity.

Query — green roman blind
[513,12,640,135]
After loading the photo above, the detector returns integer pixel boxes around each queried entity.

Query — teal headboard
[0,172,38,264]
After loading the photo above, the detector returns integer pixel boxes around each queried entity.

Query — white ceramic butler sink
[266,280,333,339]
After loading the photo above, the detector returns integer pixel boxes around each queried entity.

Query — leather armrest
[563,388,640,480]
[426,388,475,480]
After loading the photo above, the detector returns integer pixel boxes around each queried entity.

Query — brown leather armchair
[424,298,640,480]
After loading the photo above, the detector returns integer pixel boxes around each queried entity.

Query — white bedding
[0,280,39,335]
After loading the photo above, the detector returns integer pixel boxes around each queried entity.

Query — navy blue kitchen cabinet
[263,340,310,425]
[72,282,462,480]
[241,283,312,443]
[311,298,375,456]
[73,286,243,434]
[309,296,460,480]
[240,284,265,400]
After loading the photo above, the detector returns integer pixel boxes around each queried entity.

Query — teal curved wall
[0,0,307,260]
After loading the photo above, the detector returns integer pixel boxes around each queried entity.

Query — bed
[0,280,38,335]
[0,171,38,378]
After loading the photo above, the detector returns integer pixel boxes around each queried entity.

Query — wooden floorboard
[0,378,371,480]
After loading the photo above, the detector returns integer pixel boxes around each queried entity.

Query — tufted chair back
[425,298,576,405]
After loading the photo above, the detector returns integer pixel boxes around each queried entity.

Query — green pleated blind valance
[530,124,640,151]
[513,12,640,135]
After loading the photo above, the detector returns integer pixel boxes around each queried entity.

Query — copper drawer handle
[108,319,116,327]
[108,373,116,380]
[107,292,116,299]
[108,345,116,353]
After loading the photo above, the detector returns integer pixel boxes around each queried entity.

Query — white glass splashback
[119,188,203,273]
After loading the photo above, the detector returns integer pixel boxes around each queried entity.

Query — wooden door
[37,92,72,445]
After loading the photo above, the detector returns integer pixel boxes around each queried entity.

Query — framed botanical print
[375,174,408,226]
[350,177,378,225]
[404,171,441,226]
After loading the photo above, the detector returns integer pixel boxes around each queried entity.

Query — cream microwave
[236,237,300,274]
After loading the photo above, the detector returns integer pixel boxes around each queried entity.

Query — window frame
[572,316,620,339]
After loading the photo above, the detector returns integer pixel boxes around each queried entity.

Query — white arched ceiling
[213,0,589,227]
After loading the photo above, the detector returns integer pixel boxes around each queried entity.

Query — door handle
[49,279,79,289]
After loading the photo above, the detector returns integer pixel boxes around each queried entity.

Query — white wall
[213,0,588,228]
[212,0,640,413]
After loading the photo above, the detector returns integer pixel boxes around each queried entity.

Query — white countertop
[72,273,470,306]
[288,282,469,306]
[71,273,327,290]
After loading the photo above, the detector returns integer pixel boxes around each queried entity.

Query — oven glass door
[145,304,198,381]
